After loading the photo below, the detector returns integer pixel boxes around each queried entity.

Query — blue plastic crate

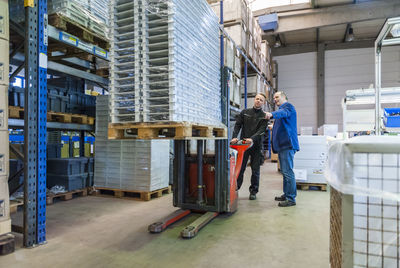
[383,108,400,127]
[258,13,278,31]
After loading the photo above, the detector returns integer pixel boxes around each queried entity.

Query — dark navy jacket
[271,102,299,153]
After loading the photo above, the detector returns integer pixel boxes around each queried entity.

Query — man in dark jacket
[231,93,268,200]
[266,91,299,207]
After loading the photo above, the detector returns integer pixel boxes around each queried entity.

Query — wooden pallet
[108,122,227,140]
[92,186,172,201]
[48,13,109,50]
[230,101,241,109]
[9,199,24,214]
[46,111,94,125]
[8,106,24,119]
[297,183,327,191]
[46,188,88,205]
[8,107,95,125]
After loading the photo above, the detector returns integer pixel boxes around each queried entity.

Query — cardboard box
[271,152,278,162]
[0,177,11,235]
[225,24,248,53]
[224,38,234,69]
[0,86,7,130]
[233,54,241,78]
[0,130,8,177]
[0,40,9,85]
[0,0,9,41]
[210,0,249,26]
[318,124,338,137]
[300,126,313,135]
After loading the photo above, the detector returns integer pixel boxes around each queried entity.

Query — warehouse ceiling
[254,0,400,56]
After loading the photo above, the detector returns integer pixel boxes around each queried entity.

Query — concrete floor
[2,162,329,268]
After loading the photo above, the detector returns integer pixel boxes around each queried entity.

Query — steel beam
[262,0,400,36]
[48,61,108,85]
[271,40,374,57]
[23,0,38,248]
[8,119,95,131]
[317,43,325,128]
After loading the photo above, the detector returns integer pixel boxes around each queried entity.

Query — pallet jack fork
[148,140,252,238]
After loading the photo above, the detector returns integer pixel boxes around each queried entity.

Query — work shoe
[249,194,257,200]
[278,200,296,207]
[274,195,286,201]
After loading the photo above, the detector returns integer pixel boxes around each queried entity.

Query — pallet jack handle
[229,140,253,182]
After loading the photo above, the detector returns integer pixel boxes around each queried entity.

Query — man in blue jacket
[266,91,299,207]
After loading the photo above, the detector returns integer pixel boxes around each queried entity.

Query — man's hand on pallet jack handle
[230,138,253,145]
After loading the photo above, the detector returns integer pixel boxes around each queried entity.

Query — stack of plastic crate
[94,95,170,191]
[109,0,221,126]
[47,0,109,38]
[109,0,139,123]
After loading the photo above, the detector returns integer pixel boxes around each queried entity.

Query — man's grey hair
[276,91,288,101]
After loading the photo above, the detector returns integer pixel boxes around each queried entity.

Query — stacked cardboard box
[0,0,10,236]
[208,0,273,87]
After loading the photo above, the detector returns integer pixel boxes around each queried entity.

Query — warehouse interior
[1,0,400,267]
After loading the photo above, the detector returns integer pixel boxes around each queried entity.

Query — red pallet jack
[148,139,252,238]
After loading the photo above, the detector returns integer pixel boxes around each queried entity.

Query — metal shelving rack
[374,17,400,135]
[218,1,274,112]
[8,0,107,247]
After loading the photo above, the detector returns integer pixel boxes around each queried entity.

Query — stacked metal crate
[109,0,221,125]
[0,0,10,236]
[109,0,139,123]
[47,0,110,38]
[94,95,170,191]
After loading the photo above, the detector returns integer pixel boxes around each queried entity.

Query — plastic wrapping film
[109,0,222,126]
[326,136,400,267]
[47,0,110,38]
[326,136,400,201]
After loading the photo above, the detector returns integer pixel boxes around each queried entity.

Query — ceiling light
[390,24,400,37]
[345,27,355,42]
[274,35,281,48]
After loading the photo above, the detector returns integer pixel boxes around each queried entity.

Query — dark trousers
[237,145,261,194]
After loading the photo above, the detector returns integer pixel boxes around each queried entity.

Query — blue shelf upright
[37,0,48,245]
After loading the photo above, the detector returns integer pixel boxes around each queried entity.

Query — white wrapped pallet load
[109,0,221,126]
[294,136,328,184]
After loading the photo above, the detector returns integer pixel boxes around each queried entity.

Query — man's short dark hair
[256,93,267,100]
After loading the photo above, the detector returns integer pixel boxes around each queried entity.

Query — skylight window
[250,0,310,12]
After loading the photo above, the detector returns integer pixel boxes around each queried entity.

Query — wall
[275,46,400,133]
[275,52,318,133]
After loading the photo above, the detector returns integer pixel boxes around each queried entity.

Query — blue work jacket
[271,102,300,153]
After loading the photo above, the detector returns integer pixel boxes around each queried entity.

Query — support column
[317,42,325,128]
[24,0,39,247]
